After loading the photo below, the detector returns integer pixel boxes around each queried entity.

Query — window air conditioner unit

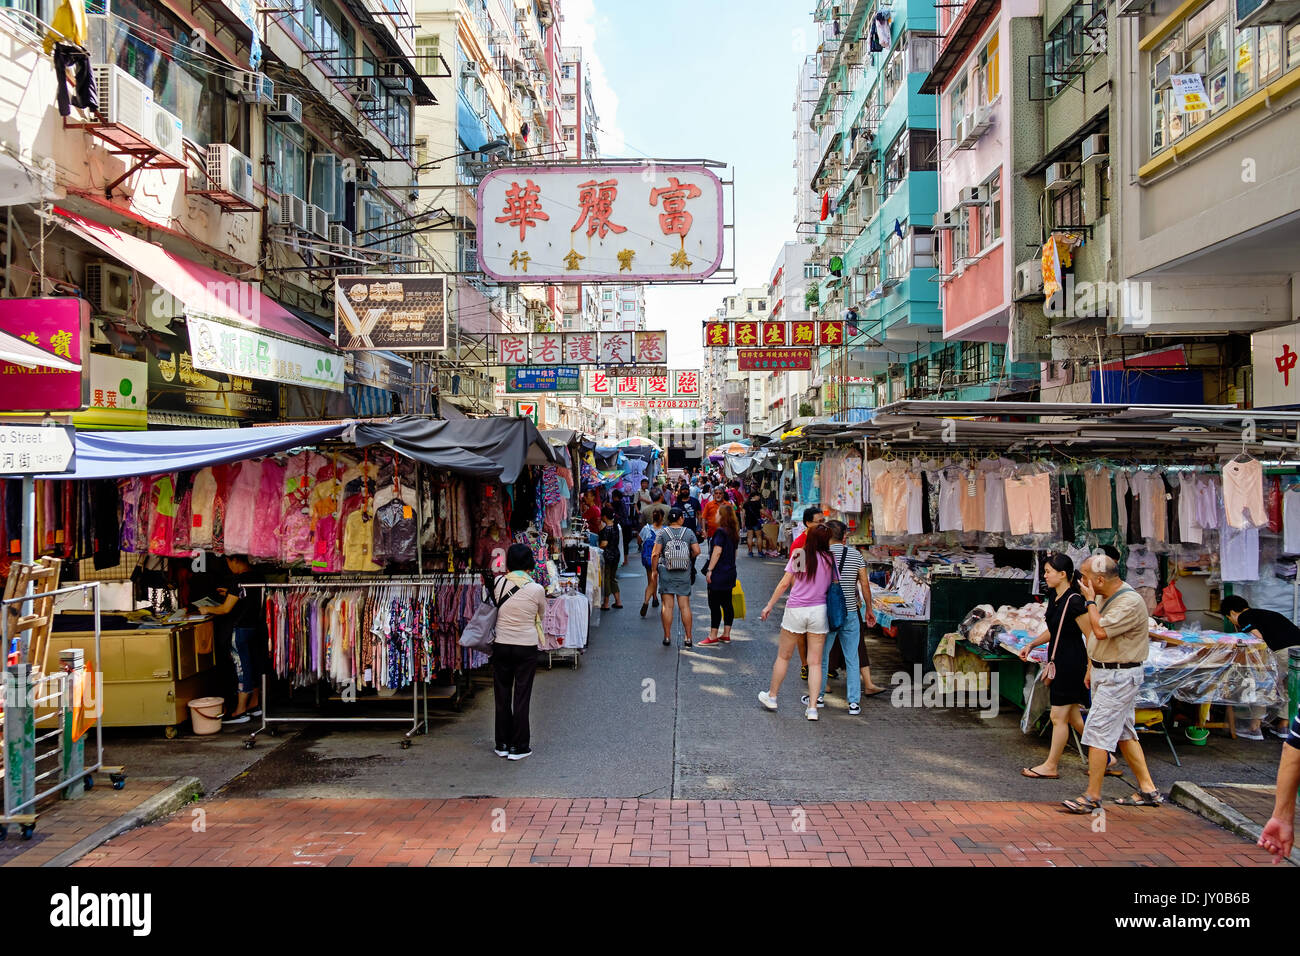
[91,65,149,137]
[959,111,981,146]
[1081,133,1109,164]
[828,80,842,96]
[1045,162,1077,191]
[84,263,132,317]
[950,117,967,150]
[969,103,993,138]
[1014,259,1045,300]
[844,40,863,61]
[269,93,303,123]
[308,204,330,239]
[235,71,275,105]
[147,102,185,163]
[354,76,378,105]
[933,209,958,230]
[278,194,309,231]
[330,224,353,250]
[1236,0,1300,25]
[205,144,256,205]
[959,185,988,206]
[379,62,410,91]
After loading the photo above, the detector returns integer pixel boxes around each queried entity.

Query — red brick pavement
[74,798,1276,867]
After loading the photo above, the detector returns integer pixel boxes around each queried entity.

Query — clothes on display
[819,450,864,514]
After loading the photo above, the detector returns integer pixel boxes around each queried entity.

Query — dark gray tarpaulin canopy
[354,416,558,484]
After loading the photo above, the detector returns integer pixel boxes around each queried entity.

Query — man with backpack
[650,507,701,647]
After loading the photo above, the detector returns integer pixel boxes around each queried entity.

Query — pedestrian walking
[639,506,665,617]
[758,524,834,720]
[743,489,764,557]
[814,521,881,714]
[651,507,700,647]
[1019,553,1093,779]
[699,502,740,647]
[598,506,623,610]
[676,489,699,535]
[492,544,548,761]
[702,485,728,540]
[1062,555,1164,812]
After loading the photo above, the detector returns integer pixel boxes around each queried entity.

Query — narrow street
[72,556,1281,866]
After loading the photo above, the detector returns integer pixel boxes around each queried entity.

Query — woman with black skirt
[1019,553,1092,779]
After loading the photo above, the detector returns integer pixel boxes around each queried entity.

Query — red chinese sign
[498,334,529,365]
[618,399,700,409]
[635,330,667,364]
[0,298,90,411]
[599,331,633,365]
[819,321,845,346]
[1277,343,1297,386]
[737,349,812,371]
[704,322,729,347]
[563,332,597,364]
[646,376,669,395]
[791,321,816,347]
[571,179,627,239]
[733,322,759,348]
[533,333,562,364]
[587,369,611,395]
[673,370,700,397]
[762,322,789,347]
[494,179,549,241]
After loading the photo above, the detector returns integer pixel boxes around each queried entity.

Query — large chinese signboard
[1252,322,1300,408]
[0,297,90,411]
[506,366,581,393]
[587,367,698,396]
[335,275,447,351]
[188,315,345,392]
[477,164,725,282]
[702,321,844,348]
[496,332,671,366]
[150,329,278,420]
[737,348,813,371]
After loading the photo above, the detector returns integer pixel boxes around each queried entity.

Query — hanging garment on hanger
[249,458,288,561]
[937,465,965,532]
[1004,472,1053,535]
[222,459,263,556]
[1222,457,1266,528]
[980,457,1013,533]
[1220,511,1260,582]
[1125,545,1158,589]
[1177,472,1203,545]
[1084,466,1112,531]
[1284,483,1300,555]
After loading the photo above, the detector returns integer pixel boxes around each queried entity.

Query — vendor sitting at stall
[199,555,265,726]
[1222,595,1300,740]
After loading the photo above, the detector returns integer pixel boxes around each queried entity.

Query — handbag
[459,578,521,652]
[732,579,746,620]
[826,549,848,631]
[1042,593,1078,684]
[1153,581,1187,622]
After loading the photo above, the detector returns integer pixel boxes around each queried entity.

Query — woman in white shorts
[758,524,835,721]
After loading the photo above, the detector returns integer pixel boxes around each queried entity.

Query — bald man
[1062,555,1163,813]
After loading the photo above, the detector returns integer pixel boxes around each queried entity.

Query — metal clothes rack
[243,573,483,750]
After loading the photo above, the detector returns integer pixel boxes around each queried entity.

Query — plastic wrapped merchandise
[959,604,996,640]
[1173,639,1283,707]
[1137,641,1199,707]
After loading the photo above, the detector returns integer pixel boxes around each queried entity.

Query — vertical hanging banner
[733,321,760,348]
[599,331,633,365]
[791,320,817,347]
[704,322,730,347]
[818,321,845,346]
[673,370,701,397]
[635,330,667,364]
[477,163,725,282]
[762,322,789,346]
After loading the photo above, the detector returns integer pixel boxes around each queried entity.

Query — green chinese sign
[187,314,344,393]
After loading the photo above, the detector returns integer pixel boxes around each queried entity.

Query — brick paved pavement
[76,796,1275,867]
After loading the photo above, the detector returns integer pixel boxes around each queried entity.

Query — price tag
[403,505,413,520]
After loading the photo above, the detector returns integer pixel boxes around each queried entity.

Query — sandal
[1113,791,1163,807]
[662,636,671,646]
[1061,796,1103,814]
[684,637,693,647]
[1106,757,1124,777]
[1021,768,1059,779]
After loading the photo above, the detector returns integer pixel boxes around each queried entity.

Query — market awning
[354,416,557,483]
[0,327,81,371]
[52,208,335,348]
[41,422,349,480]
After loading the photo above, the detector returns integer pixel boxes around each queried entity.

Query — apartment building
[558,43,598,160]
[0,0,432,424]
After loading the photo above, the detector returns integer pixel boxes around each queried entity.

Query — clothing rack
[243,573,487,750]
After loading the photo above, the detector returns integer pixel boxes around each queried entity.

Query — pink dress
[221,461,262,556]
[249,458,287,560]
[278,452,321,564]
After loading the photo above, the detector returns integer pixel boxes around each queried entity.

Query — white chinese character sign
[498,334,529,366]
[532,333,562,364]
[674,370,700,397]
[599,331,633,365]
[477,164,725,282]
[635,331,667,364]
[586,369,611,395]
[563,332,598,365]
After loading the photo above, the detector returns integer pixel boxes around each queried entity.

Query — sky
[563,0,815,373]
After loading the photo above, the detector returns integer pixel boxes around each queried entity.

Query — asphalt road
[175,554,1286,803]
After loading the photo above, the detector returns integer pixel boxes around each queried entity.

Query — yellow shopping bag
[732,580,746,619]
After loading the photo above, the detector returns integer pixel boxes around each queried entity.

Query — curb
[1170,780,1300,866]
[41,776,204,868]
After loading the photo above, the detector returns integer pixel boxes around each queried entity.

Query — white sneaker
[805,707,819,721]
[800,694,825,708]
[758,691,778,711]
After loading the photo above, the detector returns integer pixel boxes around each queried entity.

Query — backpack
[660,527,691,572]
[641,529,657,566]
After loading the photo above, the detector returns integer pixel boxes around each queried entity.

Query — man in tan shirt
[1063,555,1163,814]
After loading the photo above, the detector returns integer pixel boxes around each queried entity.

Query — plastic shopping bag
[732,580,746,620]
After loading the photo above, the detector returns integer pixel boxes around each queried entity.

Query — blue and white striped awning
[347,384,394,418]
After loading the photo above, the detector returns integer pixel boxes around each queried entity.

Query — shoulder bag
[826,550,848,631]
[459,577,522,652]
[1042,594,1078,684]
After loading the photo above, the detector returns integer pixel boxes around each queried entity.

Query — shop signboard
[701,321,845,348]
[1170,74,1209,114]
[737,348,812,371]
[149,329,279,420]
[635,330,667,364]
[704,322,729,347]
[0,424,75,475]
[673,370,700,397]
[618,399,699,409]
[335,275,447,351]
[515,400,539,423]
[586,369,611,396]
[761,322,789,347]
[506,366,581,393]
[346,350,413,394]
[188,314,345,392]
[477,163,725,282]
[603,365,667,378]
[1252,321,1300,408]
[0,297,90,411]
[70,355,148,430]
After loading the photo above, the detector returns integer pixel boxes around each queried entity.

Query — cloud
[560,0,626,156]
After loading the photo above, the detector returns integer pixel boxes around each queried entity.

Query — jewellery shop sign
[335,275,447,351]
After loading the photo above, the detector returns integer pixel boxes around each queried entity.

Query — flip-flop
[1021,768,1059,779]
[863,688,887,697]
[1061,796,1103,814]
[1105,759,1124,777]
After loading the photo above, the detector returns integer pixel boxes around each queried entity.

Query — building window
[602,290,614,300]
[562,94,576,109]
[564,126,576,141]
[908,129,938,171]
[911,228,936,269]
[882,47,904,103]
[948,74,968,139]
[887,232,905,278]
[1052,180,1085,228]
[1097,160,1111,214]
[1044,1,1095,98]
[950,214,969,268]
[984,168,1002,243]
[962,342,988,376]
[268,124,307,199]
[882,130,907,199]
[906,33,939,74]
[979,31,1001,102]
[622,301,635,311]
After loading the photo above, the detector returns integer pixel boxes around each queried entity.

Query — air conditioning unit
[92,65,149,136]
[828,80,842,96]
[278,194,309,232]
[950,117,967,150]
[1014,259,1045,300]
[235,71,275,105]
[269,93,303,123]
[968,103,993,138]
[959,112,981,146]
[330,224,353,250]
[933,209,958,230]
[1236,0,1300,25]
[308,204,330,239]
[461,60,479,77]
[843,40,863,61]
[205,143,256,205]
[1045,161,1078,191]
[353,76,378,105]
[379,62,411,93]
[147,102,185,163]
[354,166,378,189]
[1081,133,1109,164]
[84,263,132,317]
[959,185,988,206]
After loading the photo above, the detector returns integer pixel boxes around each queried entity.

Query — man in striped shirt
[805,520,884,715]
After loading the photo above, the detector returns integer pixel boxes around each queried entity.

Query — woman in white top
[492,543,549,761]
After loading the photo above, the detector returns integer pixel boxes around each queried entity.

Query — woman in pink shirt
[758,524,834,721]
